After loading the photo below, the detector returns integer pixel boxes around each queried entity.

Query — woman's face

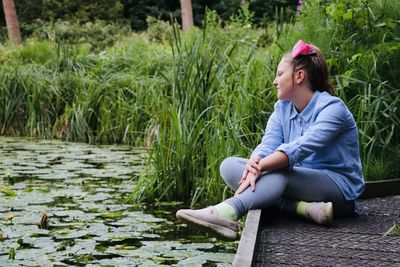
[273,58,294,100]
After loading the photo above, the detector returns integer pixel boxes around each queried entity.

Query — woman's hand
[235,172,259,195]
[235,152,289,195]
[240,156,262,184]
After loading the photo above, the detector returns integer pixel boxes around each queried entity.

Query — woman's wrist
[259,151,289,172]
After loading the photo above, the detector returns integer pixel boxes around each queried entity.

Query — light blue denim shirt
[251,91,365,208]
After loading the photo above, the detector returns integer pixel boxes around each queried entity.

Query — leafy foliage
[0,0,296,32]
[14,0,123,22]
[26,20,132,52]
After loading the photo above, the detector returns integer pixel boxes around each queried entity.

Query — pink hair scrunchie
[291,40,316,58]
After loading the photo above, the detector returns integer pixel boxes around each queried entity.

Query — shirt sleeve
[251,109,284,159]
[276,100,348,167]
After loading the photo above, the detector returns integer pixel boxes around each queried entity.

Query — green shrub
[26,20,131,52]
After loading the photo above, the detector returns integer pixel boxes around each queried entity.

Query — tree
[180,0,193,31]
[2,0,21,44]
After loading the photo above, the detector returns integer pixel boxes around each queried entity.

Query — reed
[129,17,277,204]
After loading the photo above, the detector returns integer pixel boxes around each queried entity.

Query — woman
[176,40,365,241]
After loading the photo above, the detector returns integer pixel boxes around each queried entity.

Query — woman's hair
[284,46,335,96]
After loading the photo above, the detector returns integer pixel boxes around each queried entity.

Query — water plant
[0,137,235,265]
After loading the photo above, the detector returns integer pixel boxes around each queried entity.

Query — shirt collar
[289,90,321,121]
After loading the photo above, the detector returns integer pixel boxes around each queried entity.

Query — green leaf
[98,211,124,219]
[342,11,353,21]
[25,187,50,193]
[29,232,39,238]
[59,232,70,236]
[0,189,17,196]
[374,22,386,28]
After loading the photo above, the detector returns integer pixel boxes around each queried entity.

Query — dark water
[0,137,236,266]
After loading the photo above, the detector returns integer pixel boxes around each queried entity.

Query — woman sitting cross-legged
[176,40,365,241]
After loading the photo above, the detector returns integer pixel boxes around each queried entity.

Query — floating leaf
[59,232,70,236]
[0,189,17,196]
[98,212,125,219]
[115,245,138,250]
[25,187,50,193]
[29,232,39,238]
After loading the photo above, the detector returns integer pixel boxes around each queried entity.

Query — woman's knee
[220,156,245,188]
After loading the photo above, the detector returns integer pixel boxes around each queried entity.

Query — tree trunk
[180,0,193,32]
[2,0,22,44]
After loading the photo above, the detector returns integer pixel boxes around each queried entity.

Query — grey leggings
[220,157,354,219]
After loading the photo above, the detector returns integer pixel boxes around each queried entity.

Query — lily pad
[98,212,125,219]
[25,187,50,193]
[0,189,17,196]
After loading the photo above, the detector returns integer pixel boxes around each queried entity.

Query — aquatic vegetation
[0,188,17,196]
[0,137,236,265]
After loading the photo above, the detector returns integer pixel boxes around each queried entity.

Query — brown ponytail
[285,46,335,96]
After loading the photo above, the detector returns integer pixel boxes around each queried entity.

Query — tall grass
[129,18,274,205]
[0,36,170,146]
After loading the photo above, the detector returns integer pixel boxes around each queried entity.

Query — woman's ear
[295,70,306,84]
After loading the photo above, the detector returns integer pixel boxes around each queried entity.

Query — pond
[0,137,237,266]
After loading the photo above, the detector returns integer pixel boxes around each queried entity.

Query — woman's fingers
[235,173,258,195]
[246,165,259,176]
[240,169,248,185]
[241,168,248,180]
[247,158,261,172]
[246,162,261,177]
[250,176,256,192]
[248,159,261,169]
[238,156,261,188]
[235,180,250,195]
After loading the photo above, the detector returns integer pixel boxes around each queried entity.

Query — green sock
[214,203,238,221]
[296,201,309,218]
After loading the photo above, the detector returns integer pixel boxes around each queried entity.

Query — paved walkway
[252,196,400,266]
